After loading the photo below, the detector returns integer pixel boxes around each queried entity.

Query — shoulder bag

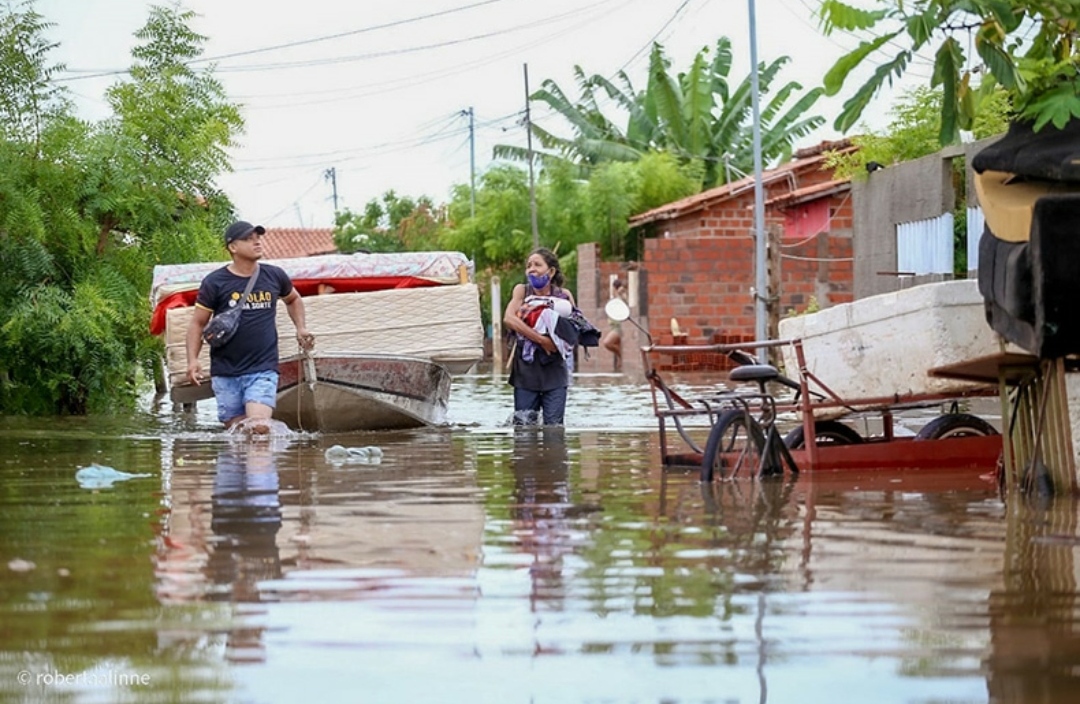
[201,264,260,349]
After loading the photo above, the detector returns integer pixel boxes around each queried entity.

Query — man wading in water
[185,221,314,433]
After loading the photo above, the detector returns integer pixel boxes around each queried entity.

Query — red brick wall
[645,234,757,345]
[777,196,854,316]
[576,164,855,377]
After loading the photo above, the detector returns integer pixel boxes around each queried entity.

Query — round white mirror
[604,297,630,322]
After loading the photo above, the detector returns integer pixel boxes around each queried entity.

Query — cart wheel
[701,409,766,482]
[914,413,998,440]
[783,420,863,449]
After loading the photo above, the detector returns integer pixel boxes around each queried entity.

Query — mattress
[777,279,1018,401]
[164,283,485,389]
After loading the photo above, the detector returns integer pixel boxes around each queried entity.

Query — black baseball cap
[225,221,266,244]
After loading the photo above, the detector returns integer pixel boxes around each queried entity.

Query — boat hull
[274,353,452,432]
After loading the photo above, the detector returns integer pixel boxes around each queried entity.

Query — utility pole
[523,64,539,249]
[748,0,768,353]
[462,107,476,218]
[324,167,339,218]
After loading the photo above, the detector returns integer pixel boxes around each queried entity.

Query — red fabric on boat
[150,276,444,335]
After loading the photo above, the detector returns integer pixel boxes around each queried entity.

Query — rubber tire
[783,420,863,449]
[914,413,999,440]
[701,409,766,482]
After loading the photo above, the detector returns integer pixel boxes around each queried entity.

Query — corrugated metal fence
[896,213,954,275]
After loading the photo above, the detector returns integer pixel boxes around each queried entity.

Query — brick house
[575,140,855,375]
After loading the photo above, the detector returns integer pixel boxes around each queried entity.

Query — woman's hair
[529,247,564,288]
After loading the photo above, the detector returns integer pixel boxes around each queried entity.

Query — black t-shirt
[195,264,294,377]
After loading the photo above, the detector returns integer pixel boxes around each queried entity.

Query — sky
[33,0,925,230]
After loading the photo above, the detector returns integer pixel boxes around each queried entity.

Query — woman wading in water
[503,248,577,425]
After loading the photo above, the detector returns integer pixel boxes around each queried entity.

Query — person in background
[185,221,314,432]
[601,278,628,371]
[503,247,576,425]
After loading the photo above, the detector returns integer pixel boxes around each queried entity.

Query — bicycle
[699,362,800,483]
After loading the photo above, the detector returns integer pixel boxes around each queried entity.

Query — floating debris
[7,558,35,573]
[75,463,153,490]
[324,445,384,465]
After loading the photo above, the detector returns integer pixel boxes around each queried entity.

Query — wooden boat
[275,352,452,432]
[151,251,485,431]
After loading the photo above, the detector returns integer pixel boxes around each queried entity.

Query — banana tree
[495,38,825,189]
[818,0,1080,143]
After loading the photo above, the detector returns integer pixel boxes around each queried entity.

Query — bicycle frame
[641,337,1001,474]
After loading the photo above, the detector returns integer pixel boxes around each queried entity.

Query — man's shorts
[211,370,279,423]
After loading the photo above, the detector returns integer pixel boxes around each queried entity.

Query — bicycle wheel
[701,409,766,482]
[783,420,863,449]
[914,413,998,440]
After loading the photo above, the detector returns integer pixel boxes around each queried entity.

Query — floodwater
[2,371,1079,704]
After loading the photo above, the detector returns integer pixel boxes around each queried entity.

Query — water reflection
[987,497,1080,702]
[208,443,284,604]
[4,376,1080,702]
[508,427,600,617]
[209,443,283,664]
[155,438,291,666]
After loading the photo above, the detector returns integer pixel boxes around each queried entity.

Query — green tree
[497,39,824,189]
[824,84,1012,180]
[0,2,242,415]
[98,3,241,264]
[441,165,533,270]
[818,0,1080,142]
[334,190,444,253]
[435,152,699,329]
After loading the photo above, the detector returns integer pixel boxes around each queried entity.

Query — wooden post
[491,276,503,373]
[1001,357,1077,495]
[767,224,782,367]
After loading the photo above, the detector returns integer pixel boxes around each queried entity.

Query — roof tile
[261,228,337,260]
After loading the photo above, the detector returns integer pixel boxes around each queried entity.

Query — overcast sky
[34,0,923,229]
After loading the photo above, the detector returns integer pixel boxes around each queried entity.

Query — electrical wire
[56,0,509,80]
[55,0,622,80]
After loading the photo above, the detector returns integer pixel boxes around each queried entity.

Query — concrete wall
[853,151,956,299]
[575,242,648,378]
[851,135,1008,298]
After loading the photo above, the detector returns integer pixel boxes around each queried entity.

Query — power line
[231,122,473,173]
[214,0,622,73]
[194,0,508,64]
[55,0,508,81]
[610,0,695,77]
[55,0,621,81]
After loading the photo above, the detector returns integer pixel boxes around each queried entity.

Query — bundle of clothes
[515,295,601,371]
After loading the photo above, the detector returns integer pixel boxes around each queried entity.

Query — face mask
[527,272,550,289]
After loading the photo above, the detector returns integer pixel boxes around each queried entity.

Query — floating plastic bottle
[325,445,350,462]
[325,445,383,465]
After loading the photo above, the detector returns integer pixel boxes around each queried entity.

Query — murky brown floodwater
[2,371,1079,703]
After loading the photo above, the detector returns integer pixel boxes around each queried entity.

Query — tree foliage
[433,151,699,327]
[334,190,443,254]
[824,84,1012,180]
[495,39,824,190]
[818,0,1080,142]
[0,2,242,415]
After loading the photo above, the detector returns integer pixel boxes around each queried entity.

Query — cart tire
[783,420,863,449]
[701,409,766,482]
[914,413,998,440]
